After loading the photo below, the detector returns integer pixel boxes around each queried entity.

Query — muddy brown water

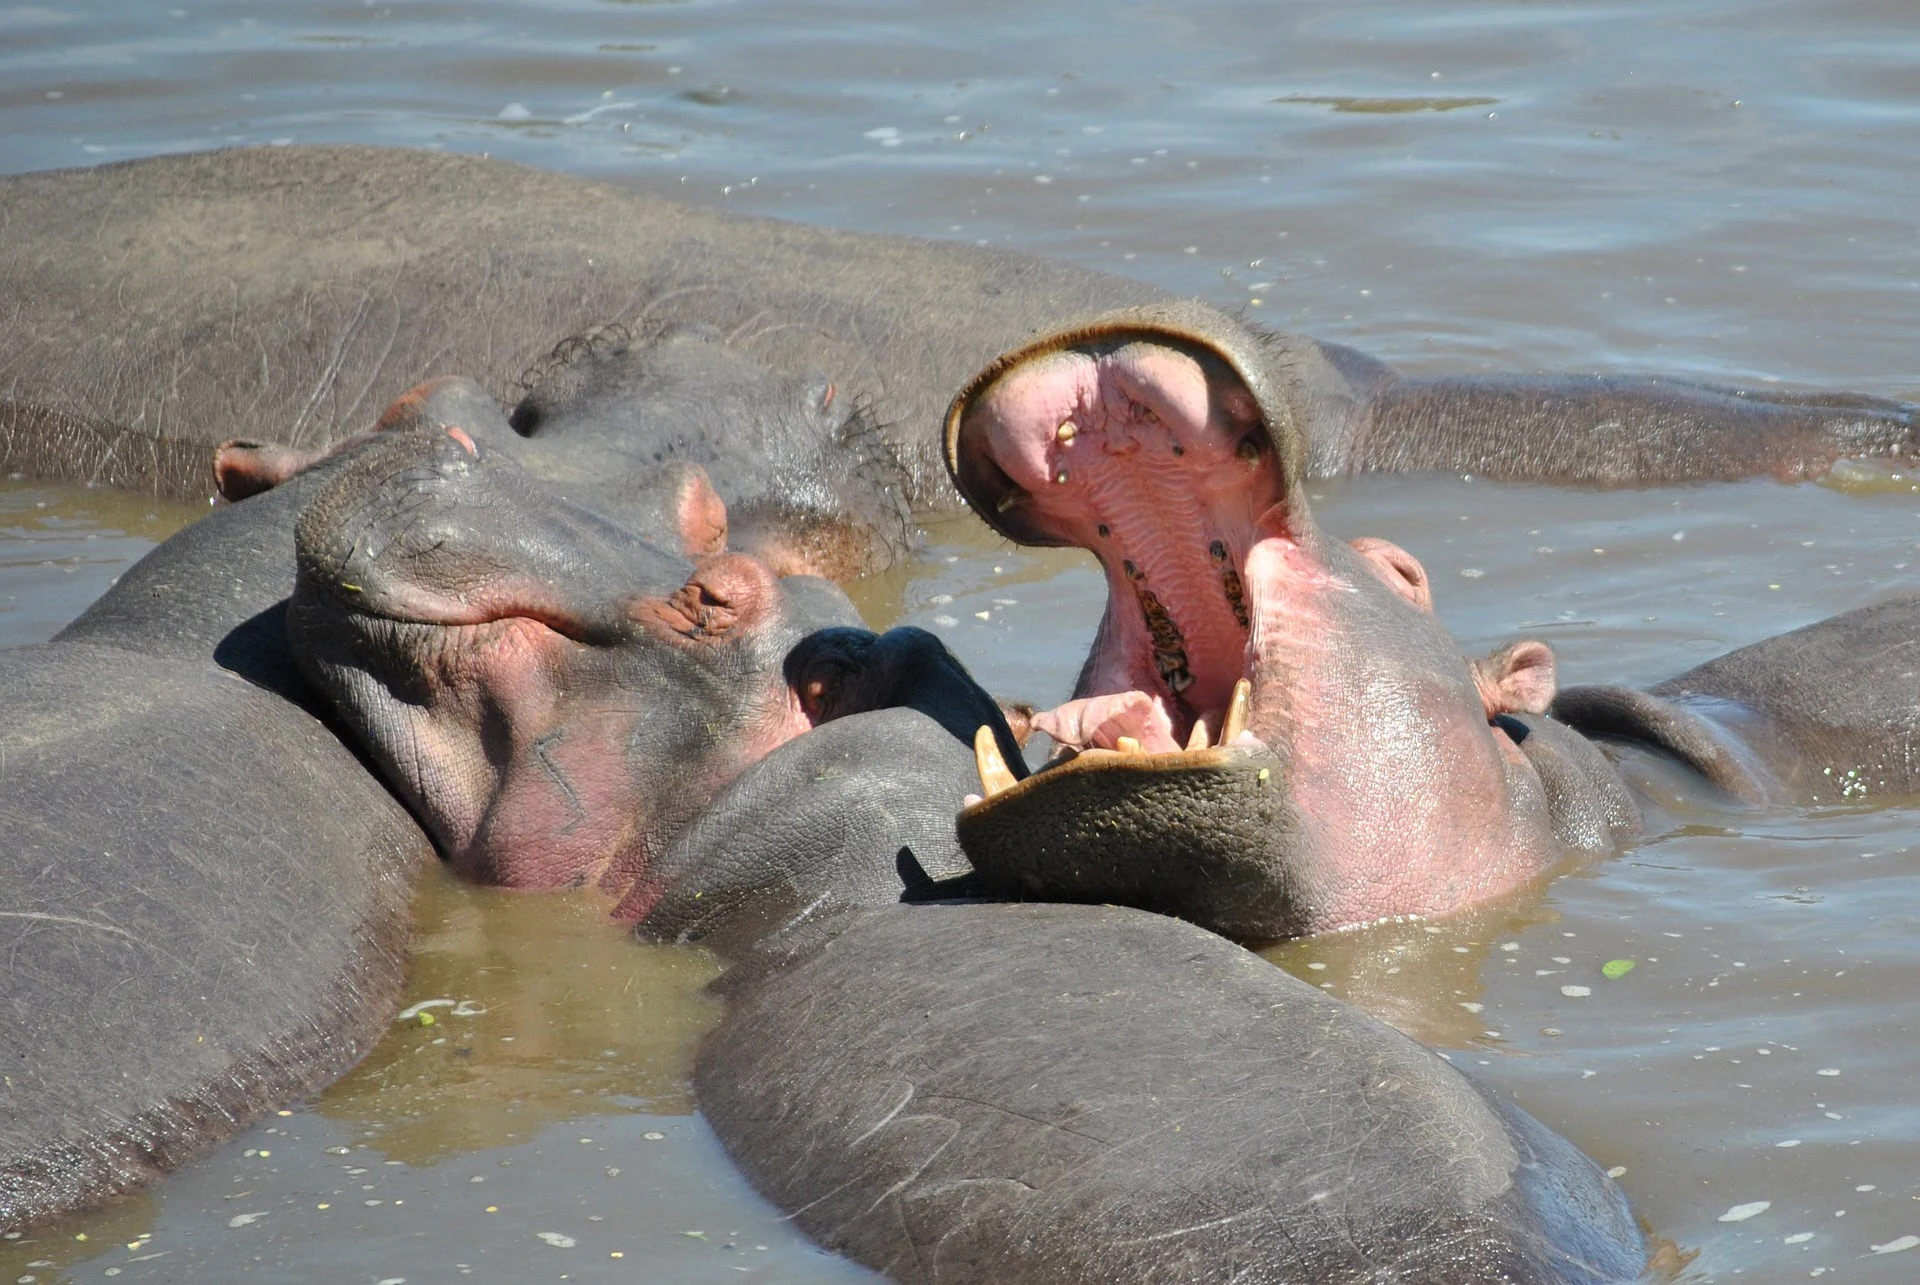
[4,0,1920,1279]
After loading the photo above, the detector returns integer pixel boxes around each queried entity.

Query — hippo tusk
[1221,678,1251,745]
[1116,735,1144,755]
[973,725,1018,798]
[1185,718,1211,751]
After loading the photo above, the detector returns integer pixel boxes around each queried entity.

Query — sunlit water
[5,0,1920,1279]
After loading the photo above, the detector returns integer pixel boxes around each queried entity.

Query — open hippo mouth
[943,304,1560,941]
[948,305,1304,755]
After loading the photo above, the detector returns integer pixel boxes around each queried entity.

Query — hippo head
[945,303,1562,938]
[504,324,912,581]
[286,425,861,912]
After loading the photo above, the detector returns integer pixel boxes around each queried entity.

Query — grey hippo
[280,419,1651,1285]
[943,305,1920,948]
[0,402,984,1228]
[4,143,1919,579]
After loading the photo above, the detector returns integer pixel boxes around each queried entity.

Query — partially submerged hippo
[943,305,1920,939]
[264,400,1649,1280]
[281,419,1026,923]
[702,902,1646,1285]
[4,144,1917,532]
[0,438,439,1228]
[645,691,1647,1282]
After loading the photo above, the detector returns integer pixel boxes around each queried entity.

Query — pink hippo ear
[1349,536,1433,613]
[212,439,329,501]
[668,463,730,559]
[1473,639,1557,717]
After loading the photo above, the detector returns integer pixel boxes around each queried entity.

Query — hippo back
[0,642,431,1226]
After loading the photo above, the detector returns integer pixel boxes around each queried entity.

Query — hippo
[0,368,1017,1230]
[623,672,1648,1282]
[280,421,1029,922]
[0,435,439,1229]
[3,144,1917,534]
[262,397,1647,1280]
[940,304,1920,939]
[288,527,1649,1283]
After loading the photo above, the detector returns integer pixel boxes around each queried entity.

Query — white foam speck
[497,103,532,121]
[1816,1068,1841,1077]
[1560,984,1592,997]
[1785,1232,1814,1244]
[536,1231,577,1248]
[1871,1236,1920,1255]
[1719,1201,1771,1223]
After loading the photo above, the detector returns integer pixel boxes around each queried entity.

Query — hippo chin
[944,305,1920,940]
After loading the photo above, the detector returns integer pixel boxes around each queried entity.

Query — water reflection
[318,867,724,1164]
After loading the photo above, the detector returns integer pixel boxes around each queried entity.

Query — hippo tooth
[1055,420,1077,444]
[973,725,1018,798]
[1185,719,1211,751]
[1116,736,1144,755]
[1221,678,1252,745]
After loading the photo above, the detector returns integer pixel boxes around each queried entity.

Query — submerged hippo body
[4,145,1917,536]
[0,445,436,1227]
[943,306,1920,939]
[701,902,1646,1285]
[615,677,1647,1282]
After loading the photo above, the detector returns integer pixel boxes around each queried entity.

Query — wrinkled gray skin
[638,643,1645,1282]
[696,902,1647,1285]
[0,440,434,1228]
[283,425,882,911]
[4,144,1916,538]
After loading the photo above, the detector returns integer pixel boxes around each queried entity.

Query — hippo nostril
[507,403,542,438]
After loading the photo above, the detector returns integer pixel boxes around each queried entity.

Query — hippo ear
[1474,639,1557,717]
[666,463,730,558]
[212,439,327,501]
[1349,537,1433,613]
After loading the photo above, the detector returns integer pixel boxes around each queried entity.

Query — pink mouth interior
[967,339,1288,751]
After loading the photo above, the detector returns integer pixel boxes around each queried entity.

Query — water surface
[5,0,1920,1279]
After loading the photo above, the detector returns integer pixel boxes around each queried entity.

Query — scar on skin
[0,910,137,940]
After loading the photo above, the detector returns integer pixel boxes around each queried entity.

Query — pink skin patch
[340,554,815,916]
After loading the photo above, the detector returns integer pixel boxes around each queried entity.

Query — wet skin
[0,440,436,1229]
[944,305,1920,940]
[282,423,1030,924]
[261,395,1649,1282]
[4,144,1917,532]
[701,901,1647,1285]
[622,672,1648,1283]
